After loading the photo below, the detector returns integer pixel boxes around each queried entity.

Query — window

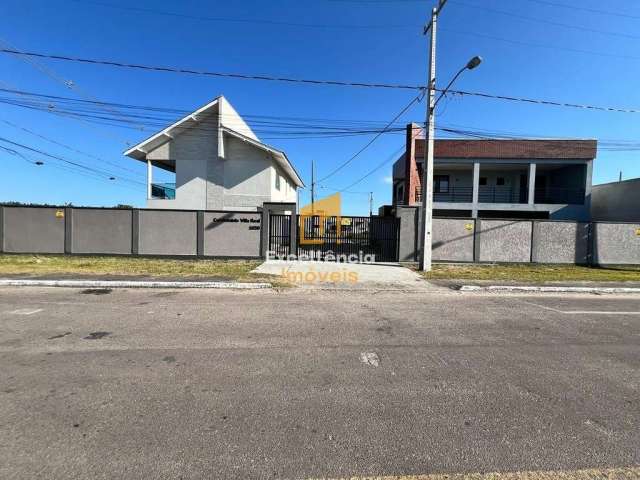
[396,184,404,202]
[496,177,505,186]
[434,175,450,193]
[275,173,281,191]
[479,177,487,186]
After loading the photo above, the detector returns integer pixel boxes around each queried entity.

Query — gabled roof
[123,96,304,187]
[221,127,304,187]
[124,96,224,160]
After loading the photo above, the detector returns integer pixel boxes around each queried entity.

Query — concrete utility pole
[369,192,373,217]
[418,0,481,271]
[311,160,315,214]
[419,1,446,272]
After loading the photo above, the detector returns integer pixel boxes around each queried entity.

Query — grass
[422,263,640,283]
[0,254,274,283]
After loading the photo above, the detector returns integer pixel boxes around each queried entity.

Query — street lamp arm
[434,56,482,108]
[433,66,467,108]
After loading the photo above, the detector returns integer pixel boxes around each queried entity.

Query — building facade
[591,178,640,222]
[391,124,597,220]
[124,96,303,211]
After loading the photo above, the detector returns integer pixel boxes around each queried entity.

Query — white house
[124,96,304,211]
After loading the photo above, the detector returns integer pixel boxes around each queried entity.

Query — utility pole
[369,192,374,217]
[311,159,316,214]
[419,0,447,272]
[619,171,623,182]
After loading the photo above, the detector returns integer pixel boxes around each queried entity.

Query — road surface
[1,287,638,479]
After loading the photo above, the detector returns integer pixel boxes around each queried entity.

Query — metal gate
[297,215,399,262]
[268,214,291,257]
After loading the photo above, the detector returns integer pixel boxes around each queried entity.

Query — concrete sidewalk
[253,260,435,290]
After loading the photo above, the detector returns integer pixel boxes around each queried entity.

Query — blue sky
[1,0,639,215]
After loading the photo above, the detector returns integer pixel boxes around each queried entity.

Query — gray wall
[532,221,589,264]
[138,210,198,256]
[593,222,640,265]
[0,206,265,259]
[393,212,640,265]
[3,206,640,265]
[478,220,532,263]
[203,212,261,257]
[72,209,132,254]
[2,207,65,253]
[396,206,419,262]
[592,179,640,222]
[433,218,475,262]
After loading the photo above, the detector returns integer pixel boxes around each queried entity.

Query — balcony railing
[535,187,585,205]
[478,186,526,204]
[412,186,584,205]
[151,183,176,200]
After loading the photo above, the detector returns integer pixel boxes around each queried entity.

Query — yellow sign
[635,228,640,237]
[299,193,341,245]
[55,210,64,219]
[464,223,474,231]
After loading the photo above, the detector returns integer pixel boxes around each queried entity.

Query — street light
[418,2,483,273]
[435,56,483,108]
[420,55,482,272]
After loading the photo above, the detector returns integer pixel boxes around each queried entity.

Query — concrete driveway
[253,260,429,289]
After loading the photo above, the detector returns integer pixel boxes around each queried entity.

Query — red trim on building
[414,139,597,160]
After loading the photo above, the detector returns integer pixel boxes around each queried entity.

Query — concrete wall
[478,220,532,263]
[593,222,640,265]
[592,179,640,222]
[138,210,198,256]
[72,209,132,254]
[203,211,261,257]
[432,218,475,262]
[2,207,65,253]
[3,206,640,265]
[396,206,419,262]
[532,221,589,264]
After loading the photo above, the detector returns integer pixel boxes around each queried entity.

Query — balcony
[535,187,585,205]
[151,183,176,200]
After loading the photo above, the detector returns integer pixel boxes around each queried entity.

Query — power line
[0,137,145,186]
[440,28,640,63]
[1,119,145,176]
[0,78,132,147]
[443,89,640,114]
[0,38,143,139]
[71,0,417,29]
[335,143,406,192]
[3,48,639,115]
[316,94,422,183]
[0,48,422,91]
[451,1,640,41]
[516,0,640,21]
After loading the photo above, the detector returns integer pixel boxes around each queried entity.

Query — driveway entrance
[268,214,400,262]
[253,260,427,288]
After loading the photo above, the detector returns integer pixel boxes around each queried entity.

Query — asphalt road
[0,287,639,479]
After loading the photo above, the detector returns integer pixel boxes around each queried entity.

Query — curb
[0,279,272,290]
[458,285,640,294]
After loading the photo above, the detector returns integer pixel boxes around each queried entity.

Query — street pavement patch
[360,352,380,367]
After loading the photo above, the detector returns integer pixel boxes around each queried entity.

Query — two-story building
[391,124,597,220]
[124,96,304,211]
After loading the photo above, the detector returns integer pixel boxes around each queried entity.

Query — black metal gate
[297,215,399,262]
[268,214,291,257]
